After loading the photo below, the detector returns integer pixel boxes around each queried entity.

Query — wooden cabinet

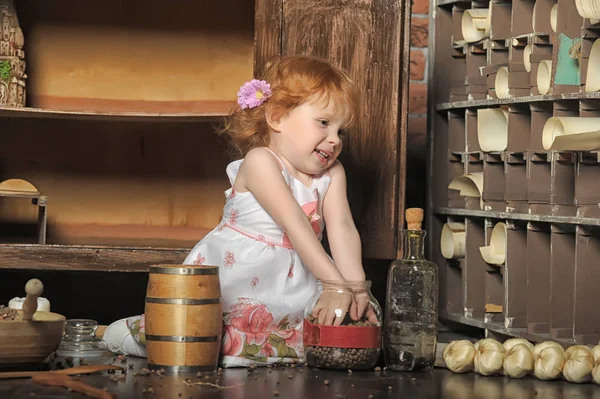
[0,0,411,273]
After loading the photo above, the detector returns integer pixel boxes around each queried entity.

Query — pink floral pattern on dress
[288,259,295,278]
[273,329,302,352]
[228,188,236,199]
[193,253,205,265]
[228,209,240,225]
[226,298,274,346]
[221,325,245,356]
[260,342,275,357]
[222,299,303,360]
[223,251,236,269]
[251,277,259,289]
[282,201,321,248]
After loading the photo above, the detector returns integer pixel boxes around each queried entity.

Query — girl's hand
[349,291,379,324]
[311,289,353,326]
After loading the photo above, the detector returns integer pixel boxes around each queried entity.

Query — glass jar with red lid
[303,280,382,370]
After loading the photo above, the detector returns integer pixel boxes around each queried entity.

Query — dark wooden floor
[0,354,599,398]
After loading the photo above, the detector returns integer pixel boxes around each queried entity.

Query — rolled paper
[537,60,553,95]
[448,172,484,210]
[477,108,509,152]
[542,117,600,151]
[462,9,491,43]
[479,222,508,266]
[441,223,466,260]
[8,296,51,312]
[551,4,558,32]
[576,0,600,19]
[524,44,533,73]
[585,39,600,92]
[495,67,510,99]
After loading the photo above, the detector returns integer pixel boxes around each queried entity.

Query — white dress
[183,149,331,367]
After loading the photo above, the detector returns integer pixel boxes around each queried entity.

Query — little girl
[103,55,374,367]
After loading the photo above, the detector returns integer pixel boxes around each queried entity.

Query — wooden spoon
[0,364,124,379]
[32,372,114,399]
[21,278,44,321]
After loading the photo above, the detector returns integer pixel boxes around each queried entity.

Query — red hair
[219,55,358,158]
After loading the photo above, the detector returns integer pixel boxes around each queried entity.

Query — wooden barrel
[145,264,222,373]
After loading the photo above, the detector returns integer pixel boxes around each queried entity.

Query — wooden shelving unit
[0,0,411,280]
[428,0,600,345]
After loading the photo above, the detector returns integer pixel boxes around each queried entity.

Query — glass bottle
[383,208,438,371]
[303,280,382,370]
[56,319,107,358]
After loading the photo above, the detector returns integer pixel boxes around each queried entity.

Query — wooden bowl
[0,311,66,365]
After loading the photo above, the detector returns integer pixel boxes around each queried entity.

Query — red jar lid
[303,319,381,349]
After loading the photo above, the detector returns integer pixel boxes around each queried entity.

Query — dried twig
[181,379,245,390]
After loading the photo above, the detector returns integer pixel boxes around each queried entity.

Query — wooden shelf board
[0,105,231,123]
[434,207,600,226]
[0,244,189,272]
[440,311,574,346]
[436,92,600,111]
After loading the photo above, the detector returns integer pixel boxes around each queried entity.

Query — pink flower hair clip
[237,79,272,109]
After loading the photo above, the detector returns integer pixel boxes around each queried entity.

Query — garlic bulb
[534,346,565,380]
[503,343,534,378]
[563,345,594,383]
[443,340,476,373]
[533,341,564,360]
[503,338,534,353]
[593,362,600,385]
[592,344,600,363]
[565,345,594,360]
[474,338,505,375]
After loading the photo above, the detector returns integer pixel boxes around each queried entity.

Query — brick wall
[406,0,429,209]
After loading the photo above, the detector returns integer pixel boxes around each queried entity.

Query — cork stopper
[406,208,424,230]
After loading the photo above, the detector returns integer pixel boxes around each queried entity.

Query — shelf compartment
[575,151,600,205]
[530,102,553,150]
[16,0,254,114]
[529,38,554,96]
[505,152,527,202]
[527,151,552,204]
[504,221,528,329]
[433,215,464,314]
[511,0,534,37]
[526,222,552,335]
[449,110,467,152]
[483,219,504,321]
[465,109,481,152]
[549,224,576,341]
[482,152,505,208]
[0,244,188,272]
[0,119,230,247]
[574,224,600,344]
[464,217,486,318]
[489,1,511,41]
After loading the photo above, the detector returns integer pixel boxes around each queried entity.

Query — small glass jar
[303,280,382,370]
[56,319,107,358]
